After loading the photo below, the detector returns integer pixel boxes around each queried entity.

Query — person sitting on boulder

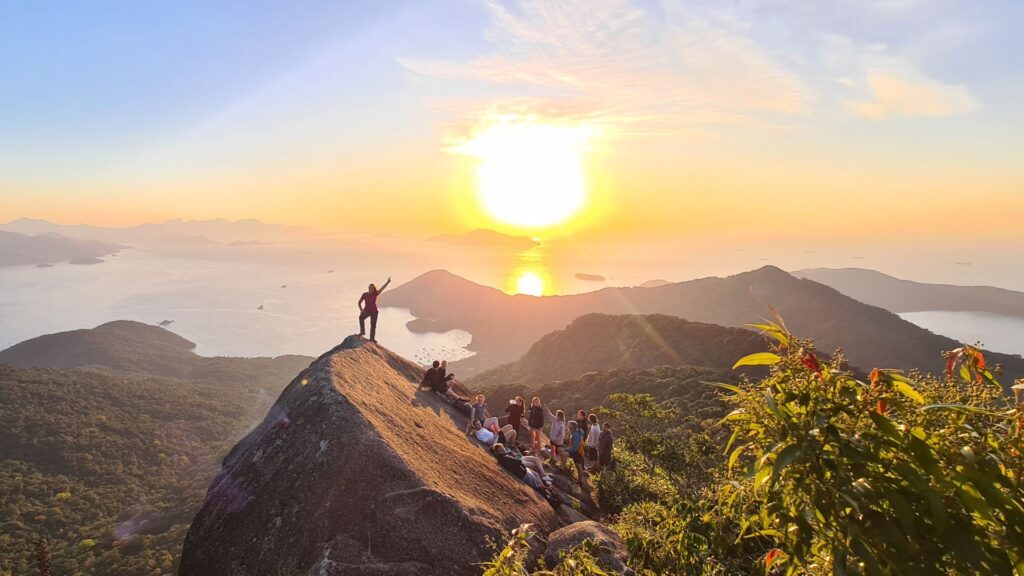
[492,442,549,478]
[527,397,546,453]
[357,277,391,343]
[566,420,586,486]
[421,360,463,397]
[472,418,517,447]
[420,360,441,390]
[438,360,456,390]
[491,443,551,493]
[466,395,489,433]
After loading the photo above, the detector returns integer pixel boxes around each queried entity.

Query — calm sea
[2,238,1021,363]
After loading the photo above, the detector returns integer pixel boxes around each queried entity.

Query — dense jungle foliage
[487,320,1024,575]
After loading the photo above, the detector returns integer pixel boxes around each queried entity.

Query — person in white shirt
[586,413,602,468]
[472,418,517,447]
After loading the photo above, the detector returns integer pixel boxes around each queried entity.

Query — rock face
[179,336,562,576]
[545,521,634,575]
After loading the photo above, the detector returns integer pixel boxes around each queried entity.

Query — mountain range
[794,267,1024,318]
[469,313,768,390]
[0,217,310,246]
[0,230,123,267]
[385,266,1024,383]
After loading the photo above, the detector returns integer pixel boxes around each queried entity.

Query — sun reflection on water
[505,249,553,296]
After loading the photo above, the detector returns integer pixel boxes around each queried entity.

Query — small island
[574,273,606,282]
[69,257,104,265]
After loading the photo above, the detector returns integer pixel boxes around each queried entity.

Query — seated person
[421,360,468,403]
[492,442,548,478]
[472,418,517,447]
[491,443,550,492]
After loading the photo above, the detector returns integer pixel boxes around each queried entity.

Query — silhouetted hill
[471,313,767,390]
[0,337,311,575]
[0,217,309,245]
[794,268,1024,317]
[428,228,539,249]
[0,230,122,267]
[180,336,562,576]
[0,321,311,381]
[385,267,1024,383]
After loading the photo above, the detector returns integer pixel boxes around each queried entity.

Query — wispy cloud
[824,33,979,120]
[400,0,810,135]
[850,71,977,120]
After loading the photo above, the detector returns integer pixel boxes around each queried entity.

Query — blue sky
[0,0,1021,239]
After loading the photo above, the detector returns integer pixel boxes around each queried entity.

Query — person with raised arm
[358,277,390,342]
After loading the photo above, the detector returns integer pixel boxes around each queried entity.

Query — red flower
[877,400,888,415]
[765,548,782,567]
[801,352,821,376]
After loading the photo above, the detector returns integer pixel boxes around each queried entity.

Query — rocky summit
[178,335,563,576]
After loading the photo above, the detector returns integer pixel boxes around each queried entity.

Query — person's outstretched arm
[376,277,392,295]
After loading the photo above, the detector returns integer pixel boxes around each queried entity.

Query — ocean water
[898,311,1024,356]
[3,237,1022,364]
[0,242,476,363]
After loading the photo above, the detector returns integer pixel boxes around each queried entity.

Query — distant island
[429,228,540,250]
[0,217,310,246]
[230,240,273,246]
[793,268,1024,318]
[69,256,104,265]
[574,272,605,281]
[0,230,122,268]
[639,279,671,288]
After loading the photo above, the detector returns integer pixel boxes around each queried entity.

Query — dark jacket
[505,403,524,428]
[598,429,614,465]
[495,453,527,480]
[528,405,545,429]
[421,367,438,389]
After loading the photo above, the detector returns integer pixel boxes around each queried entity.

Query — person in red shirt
[358,277,390,342]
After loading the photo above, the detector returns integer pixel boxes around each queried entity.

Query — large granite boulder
[545,520,634,575]
[179,336,562,576]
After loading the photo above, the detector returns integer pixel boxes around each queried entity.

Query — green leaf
[922,404,1001,416]
[732,352,781,369]
[773,443,803,477]
[715,383,746,395]
[728,444,747,471]
[893,380,925,404]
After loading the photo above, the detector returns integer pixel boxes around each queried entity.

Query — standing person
[547,408,566,467]
[575,410,589,441]
[596,422,614,472]
[527,397,545,453]
[586,413,601,468]
[358,277,391,343]
[505,397,525,440]
[566,421,586,486]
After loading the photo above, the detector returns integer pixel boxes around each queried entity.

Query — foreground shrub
[721,322,1024,575]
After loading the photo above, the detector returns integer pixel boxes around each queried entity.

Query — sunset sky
[2,0,1022,243]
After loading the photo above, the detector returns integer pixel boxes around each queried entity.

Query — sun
[514,271,545,297]
[454,117,597,228]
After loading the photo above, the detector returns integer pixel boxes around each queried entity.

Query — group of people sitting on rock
[418,359,616,499]
[472,394,615,496]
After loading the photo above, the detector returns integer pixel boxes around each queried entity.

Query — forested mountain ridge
[385,266,1024,383]
[470,313,766,390]
[0,323,311,576]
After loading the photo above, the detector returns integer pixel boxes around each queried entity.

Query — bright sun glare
[514,271,545,297]
[455,118,597,228]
